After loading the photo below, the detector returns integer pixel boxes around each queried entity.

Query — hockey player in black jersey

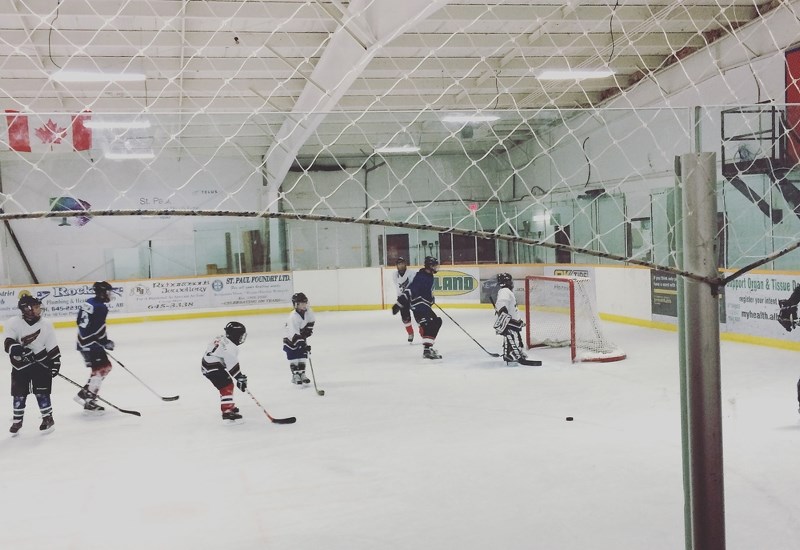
[3,293,61,435]
[394,256,443,359]
[75,281,116,414]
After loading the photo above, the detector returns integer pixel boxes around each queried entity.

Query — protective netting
[1,1,800,282]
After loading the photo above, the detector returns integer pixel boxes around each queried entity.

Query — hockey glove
[494,312,511,335]
[300,342,311,354]
[778,300,797,332]
[102,339,115,351]
[49,356,61,378]
[391,303,401,315]
[235,373,248,392]
[300,326,313,338]
[8,344,34,368]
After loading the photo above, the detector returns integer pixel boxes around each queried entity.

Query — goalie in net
[525,276,626,363]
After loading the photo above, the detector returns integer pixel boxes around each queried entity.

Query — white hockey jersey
[202,334,240,374]
[4,315,58,357]
[393,268,414,297]
[494,287,522,321]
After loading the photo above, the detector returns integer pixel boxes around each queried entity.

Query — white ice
[1,309,799,550]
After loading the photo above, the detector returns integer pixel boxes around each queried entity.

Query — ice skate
[83,399,105,415]
[222,409,244,425]
[300,371,311,384]
[407,332,414,343]
[74,386,92,407]
[422,347,442,360]
[39,415,55,434]
[9,420,22,436]
[292,371,304,385]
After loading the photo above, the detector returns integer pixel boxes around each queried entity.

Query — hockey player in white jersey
[392,257,416,342]
[201,322,249,424]
[3,293,61,435]
[493,273,540,366]
[283,292,316,385]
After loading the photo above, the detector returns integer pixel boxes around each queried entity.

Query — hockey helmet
[292,292,309,310]
[18,293,42,322]
[423,256,440,272]
[224,321,247,345]
[396,257,407,273]
[93,281,114,302]
[497,272,513,289]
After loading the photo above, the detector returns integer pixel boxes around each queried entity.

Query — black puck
[565,416,574,421]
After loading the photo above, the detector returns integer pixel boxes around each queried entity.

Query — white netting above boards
[1,2,800,282]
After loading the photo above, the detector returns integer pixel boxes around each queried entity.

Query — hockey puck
[318,390,325,396]
[565,416,574,421]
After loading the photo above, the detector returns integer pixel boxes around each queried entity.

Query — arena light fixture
[51,70,146,83]
[442,114,500,124]
[535,68,615,81]
[374,144,420,154]
[105,151,155,160]
[85,120,151,129]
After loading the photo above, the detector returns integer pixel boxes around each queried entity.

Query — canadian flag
[5,110,92,152]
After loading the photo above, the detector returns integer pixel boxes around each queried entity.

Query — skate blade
[82,409,106,416]
[40,426,55,435]
[222,418,245,426]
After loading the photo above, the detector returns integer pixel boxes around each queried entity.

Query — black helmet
[93,281,114,302]
[497,272,513,289]
[292,292,308,306]
[18,293,42,322]
[224,321,247,345]
[424,256,439,271]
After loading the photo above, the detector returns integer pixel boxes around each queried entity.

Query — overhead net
[0,2,798,282]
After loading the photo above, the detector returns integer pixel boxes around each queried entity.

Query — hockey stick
[245,388,296,424]
[434,303,501,357]
[57,372,141,417]
[105,350,179,401]
[307,353,325,396]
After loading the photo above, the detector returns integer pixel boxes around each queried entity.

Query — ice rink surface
[1,308,799,550]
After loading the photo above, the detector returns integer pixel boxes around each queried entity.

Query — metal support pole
[680,152,726,550]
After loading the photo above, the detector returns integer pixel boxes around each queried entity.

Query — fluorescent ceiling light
[442,114,500,124]
[105,151,155,160]
[374,145,420,154]
[52,70,146,83]
[535,68,615,81]
[85,120,151,130]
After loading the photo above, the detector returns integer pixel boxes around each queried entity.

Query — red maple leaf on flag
[34,119,68,146]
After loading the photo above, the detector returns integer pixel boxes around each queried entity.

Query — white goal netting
[0,2,799,284]
[525,275,626,363]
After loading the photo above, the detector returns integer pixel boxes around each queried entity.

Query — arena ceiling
[0,0,778,165]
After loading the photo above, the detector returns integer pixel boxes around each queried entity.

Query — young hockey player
[778,285,800,412]
[494,273,540,366]
[75,281,116,414]
[392,257,416,342]
[201,322,249,424]
[283,292,316,385]
[394,256,443,359]
[4,293,61,435]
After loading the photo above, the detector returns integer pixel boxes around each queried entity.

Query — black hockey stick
[307,353,325,396]
[57,372,141,417]
[105,350,179,401]
[434,303,501,357]
[245,388,296,424]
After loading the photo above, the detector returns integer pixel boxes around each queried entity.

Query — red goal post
[524,275,626,363]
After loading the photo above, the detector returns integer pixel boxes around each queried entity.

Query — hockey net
[525,276,625,363]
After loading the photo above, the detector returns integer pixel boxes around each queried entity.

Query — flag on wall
[4,110,92,152]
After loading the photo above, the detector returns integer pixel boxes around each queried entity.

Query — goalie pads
[494,312,511,335]
[778,300,798,332]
